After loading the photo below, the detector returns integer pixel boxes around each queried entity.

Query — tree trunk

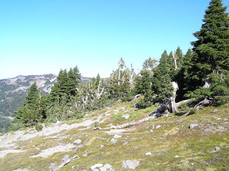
[154,82,179,116]
[168,82,179,113]
[176,99,192,107]
[129,67,135,89]
[172,52,178,70]
[168,97,178,113]
[203,77,211,88]
[195,77,213,109]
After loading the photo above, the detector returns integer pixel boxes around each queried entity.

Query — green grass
[0,101,228,171]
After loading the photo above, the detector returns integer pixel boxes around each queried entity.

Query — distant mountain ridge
[0,74,91,117]
[0,74,57,117]
[0,74,90,132]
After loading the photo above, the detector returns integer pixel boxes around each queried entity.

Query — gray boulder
[189,124,199,129]
[110,138,117,144]
[122,114,130,119]
[122,160,140,170]
[178,159,186,164]
[90,163,114,171]
[157,103,167,113]
[155,125,161,129]
[73,139,82,145]
[145,152,153,156]
[210,109,218,113]
[91,164,103,171]
[211,146,221,153]
[62,155,70,163]
[100,164,114,171]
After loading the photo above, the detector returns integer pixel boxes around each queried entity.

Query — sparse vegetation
[0,100,228,170]
[0,0,228,170]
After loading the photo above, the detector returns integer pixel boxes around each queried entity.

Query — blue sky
[0,0,228,79]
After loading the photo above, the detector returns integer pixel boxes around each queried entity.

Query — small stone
[99,145,105,148]
[110,138,117,144]
[155,125,161,129]
[122,114,130,119]
[58,155,78,169]
[123,142,128,146]
[210,109,218,113]
[114,134,122,139]
[122,160,140,169]
[49,163,58,171]
[190,163,194,166]
[211,146,221,153]
[62,155,69,162]
[145,126,150,130]
[90,164,103,171]
[93,127,101,130]
[82,153,88,157]
[175,155,179,158]
[100,164,114,171]
[189,124,199,129]
[204,128,211,133]
[215,146,221,151]
[150,129,154,133]
[73,139,82,145]
[74,144,84,153]
[175,118,185,124]
[145,152,153,156]
[72,155,79,159]
[71,165,77,168]
[178,159,186,164]
[90,164,114,171]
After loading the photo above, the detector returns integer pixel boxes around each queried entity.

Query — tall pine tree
[179,0,229,102]
[12,83,46,127]
[191,0,229,87]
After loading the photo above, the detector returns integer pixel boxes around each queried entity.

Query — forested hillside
[0,75,90,133]
[0,0,228,170]
[8,0,229,133]
[0,74,56,133]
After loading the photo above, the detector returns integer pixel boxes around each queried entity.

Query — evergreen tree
[157,50,169,73]
[49,67,81,104]
[174,47,183,69]
[107,58,132,100]
[135,70,155,108]
[142,57,158,71]
[135,54,173,108]
[57,69,69,97]
[175,49,195,100]
[191,0,229,87]
[37,90,48,120]
[12,83,46,127]
[47,67,81,121]
[49,69,68,104]
[24,83,39,110]
[153,51,173,103]
[178,0,229,104]
[67,66,81,97]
